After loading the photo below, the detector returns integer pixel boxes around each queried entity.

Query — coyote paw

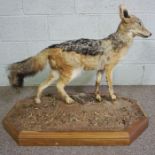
[111,94,117,100]
[35,98,41,104]
[65,97,74,104]
[96,94,102,102]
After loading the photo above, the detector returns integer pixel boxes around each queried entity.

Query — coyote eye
[139,22,142,26]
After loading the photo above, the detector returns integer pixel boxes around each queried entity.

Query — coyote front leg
[105,65,116,100]
[95,70,104,102]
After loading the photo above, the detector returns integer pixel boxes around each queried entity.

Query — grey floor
[0,86,155,155]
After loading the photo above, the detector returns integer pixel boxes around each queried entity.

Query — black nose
[149,33,152,36]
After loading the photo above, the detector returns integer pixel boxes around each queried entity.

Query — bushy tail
[8,49,49,87]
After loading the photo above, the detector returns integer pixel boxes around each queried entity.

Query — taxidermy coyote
[8,5,152,104]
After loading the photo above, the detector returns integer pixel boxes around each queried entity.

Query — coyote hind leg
[35,70,59,104]
[56,75,74,104]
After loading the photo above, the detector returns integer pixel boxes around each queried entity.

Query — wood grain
[2,86,149,146]
[3,112,148,146]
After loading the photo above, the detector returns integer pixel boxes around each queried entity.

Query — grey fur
[106,33,127,52]
[48,32,128,56]
[48,38,103,55]
[8,57,38,87]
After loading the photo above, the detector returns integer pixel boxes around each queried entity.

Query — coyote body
[8,5,151,104]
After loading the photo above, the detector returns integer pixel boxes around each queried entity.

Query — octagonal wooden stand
[3,90,148,146]
[3,117,148,146]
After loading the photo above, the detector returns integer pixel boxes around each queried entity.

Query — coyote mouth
[138,33,150,38]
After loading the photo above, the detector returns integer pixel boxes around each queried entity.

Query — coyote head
[118,4,152,38]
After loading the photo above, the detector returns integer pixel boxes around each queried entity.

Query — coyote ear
[119,4,130,21]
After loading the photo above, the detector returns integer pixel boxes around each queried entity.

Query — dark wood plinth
[3,87,148,146]
[3,117,148,146]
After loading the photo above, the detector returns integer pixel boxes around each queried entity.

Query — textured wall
[0,0,154,86]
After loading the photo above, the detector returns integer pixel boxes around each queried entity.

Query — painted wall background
[0,0,154,86]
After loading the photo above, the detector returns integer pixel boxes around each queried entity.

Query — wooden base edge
[3,117,148,146]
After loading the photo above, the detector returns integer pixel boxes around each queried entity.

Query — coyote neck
[115,24,134,46]
[117,32,133,44]
[101,29,134,54]
[97,29,134,68]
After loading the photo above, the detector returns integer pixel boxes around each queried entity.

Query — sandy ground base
[0,86,155,155]
[6,94,144,132]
